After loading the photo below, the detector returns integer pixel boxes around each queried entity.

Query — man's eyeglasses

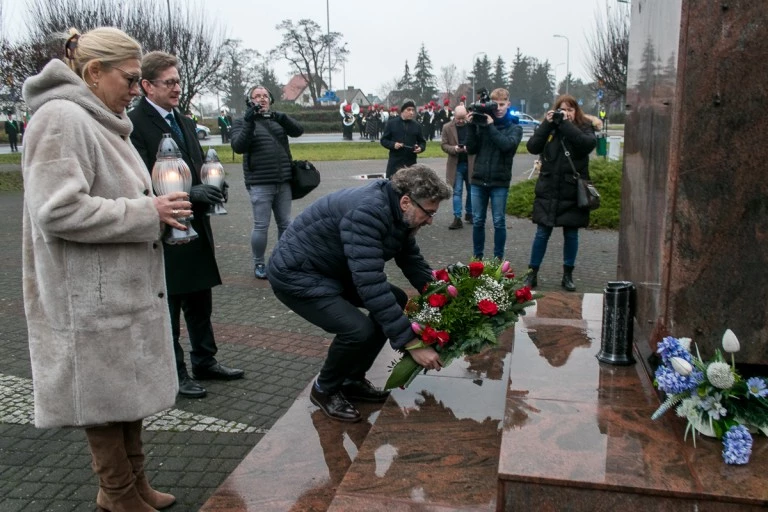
[409,196,437,217]
[113,66,141,89]
[148,78,182,88]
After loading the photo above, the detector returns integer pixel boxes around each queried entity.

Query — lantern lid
[156,133,182,159]
[205,148,221,163]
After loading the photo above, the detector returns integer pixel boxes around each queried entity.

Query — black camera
[469,89,497,125]
[552,109,566,124]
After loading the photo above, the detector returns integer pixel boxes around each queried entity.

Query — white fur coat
[21,59,177,428]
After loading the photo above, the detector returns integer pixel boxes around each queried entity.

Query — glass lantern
[200,148,227,215]
[151,134,199,244]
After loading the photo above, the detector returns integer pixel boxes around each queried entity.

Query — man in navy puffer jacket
[268,165,452,422]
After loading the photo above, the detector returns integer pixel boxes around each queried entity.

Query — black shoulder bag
[560,138,600,211]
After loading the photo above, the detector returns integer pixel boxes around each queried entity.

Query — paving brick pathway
[0,155,617,511]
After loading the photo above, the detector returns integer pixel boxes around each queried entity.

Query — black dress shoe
[192,362,245,381]
[341,379,390,403]
[178,376,207,398]
[310,385,361,423]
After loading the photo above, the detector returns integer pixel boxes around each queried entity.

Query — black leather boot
[561,265,576,292]
[448,216,463,230]
[523,267,538,288]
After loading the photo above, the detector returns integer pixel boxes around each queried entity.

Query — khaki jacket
[440,120,475,186]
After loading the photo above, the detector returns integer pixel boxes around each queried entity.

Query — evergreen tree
[528,59,554,117]
[470,55,492,100]
[508,48,531,112]
[491,56,507,90]
[413,43,437,104]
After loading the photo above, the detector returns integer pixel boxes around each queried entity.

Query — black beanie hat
[400,99,416,112]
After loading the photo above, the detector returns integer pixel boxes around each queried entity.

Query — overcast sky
[4,0,621,96]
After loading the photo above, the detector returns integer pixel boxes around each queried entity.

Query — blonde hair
[64,27,142,82]
[490,88,509,101]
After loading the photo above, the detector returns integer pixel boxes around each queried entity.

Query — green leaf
[384,354,422,390]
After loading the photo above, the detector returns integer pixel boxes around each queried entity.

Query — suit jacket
[128,97,221,295]
[440,120,475,186]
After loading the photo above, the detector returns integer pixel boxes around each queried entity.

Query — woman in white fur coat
[22,27,192,512]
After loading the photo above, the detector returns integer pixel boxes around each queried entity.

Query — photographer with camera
[466,88,523,260]
[523,94,597,292]
[380,99,427,178]
[231,85,304,280]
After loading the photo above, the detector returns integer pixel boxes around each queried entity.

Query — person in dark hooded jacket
[523,94,597,291]
[466,88,523,260]
[268,164,452,423]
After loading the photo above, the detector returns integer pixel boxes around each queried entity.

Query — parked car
[512,112,541,132]
[196,124,210,140]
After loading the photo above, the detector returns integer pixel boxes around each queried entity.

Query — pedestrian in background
[4,113,20,152]
[380,99,426,178]
[523,94,597,291]
[22,27,186,511]
[440,105,474,230]
[230,84,304,280]
[466,88,523,260]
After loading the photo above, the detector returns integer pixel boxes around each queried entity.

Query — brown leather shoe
[448,216,463,230]
[464,213,473,223]
[310,385,361,422]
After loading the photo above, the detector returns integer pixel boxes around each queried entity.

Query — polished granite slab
[499,294,768,511]
[202,308,516,511]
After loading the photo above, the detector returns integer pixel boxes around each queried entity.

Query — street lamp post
[471,51,486,104]
[326,0,332,92]
[553,34,570,94]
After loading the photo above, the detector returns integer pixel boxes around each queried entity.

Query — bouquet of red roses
[385,260,540,390]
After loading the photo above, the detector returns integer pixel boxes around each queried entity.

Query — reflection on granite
[203,314,514,511]
[499,293,768,511]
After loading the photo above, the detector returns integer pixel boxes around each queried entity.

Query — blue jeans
[529,225,579,268]
[471,185,509,259]
[452,162,472,218]
[247,182,292,266]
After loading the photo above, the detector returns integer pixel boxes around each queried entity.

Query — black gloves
[243,106,259,123]
[222,180,229,203]
[189,184,224,205]
[272,111,285,124]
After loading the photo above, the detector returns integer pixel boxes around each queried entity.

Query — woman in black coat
[523,94,596,291]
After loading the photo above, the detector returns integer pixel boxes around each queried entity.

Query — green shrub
[506,158,622,230]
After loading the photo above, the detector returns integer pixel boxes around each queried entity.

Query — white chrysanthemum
[676,397,698,418]
[413,306,442,325]
[472,275,512,311]
[707,362,735,389]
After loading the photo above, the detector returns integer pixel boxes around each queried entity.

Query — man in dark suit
[129,51,244,398]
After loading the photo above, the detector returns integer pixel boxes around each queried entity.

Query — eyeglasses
[148,78,182,88]
[113,66,141,88]
[409,196,437,217]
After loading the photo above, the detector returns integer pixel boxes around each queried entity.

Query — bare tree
[273,18,348,104]
[376,76,400,107]
[18,0,226,112]
[586,1,630,102]
[213,39,260,114]
[438,63,458,99]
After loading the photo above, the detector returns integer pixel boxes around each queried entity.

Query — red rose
[428,293,448,307]
[422,283,429,293]
[504,272,516,279]
[421,326,438,345]
[435,330,450,347]
[478,299,498,316]
[434,268,450,282]
[468,261,485,277]
[515,286,533,303]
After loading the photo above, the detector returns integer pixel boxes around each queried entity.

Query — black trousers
[169,288,218,376]
[273,284,408,393]
[9,134,17,152]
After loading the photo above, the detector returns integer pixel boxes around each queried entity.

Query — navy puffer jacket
[527,119,596,228]
[230,113,304,186]
[268,180,432,349]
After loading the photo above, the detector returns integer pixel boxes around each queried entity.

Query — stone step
[498,293,768,511]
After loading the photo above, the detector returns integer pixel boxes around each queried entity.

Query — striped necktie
[165,113,186,150]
